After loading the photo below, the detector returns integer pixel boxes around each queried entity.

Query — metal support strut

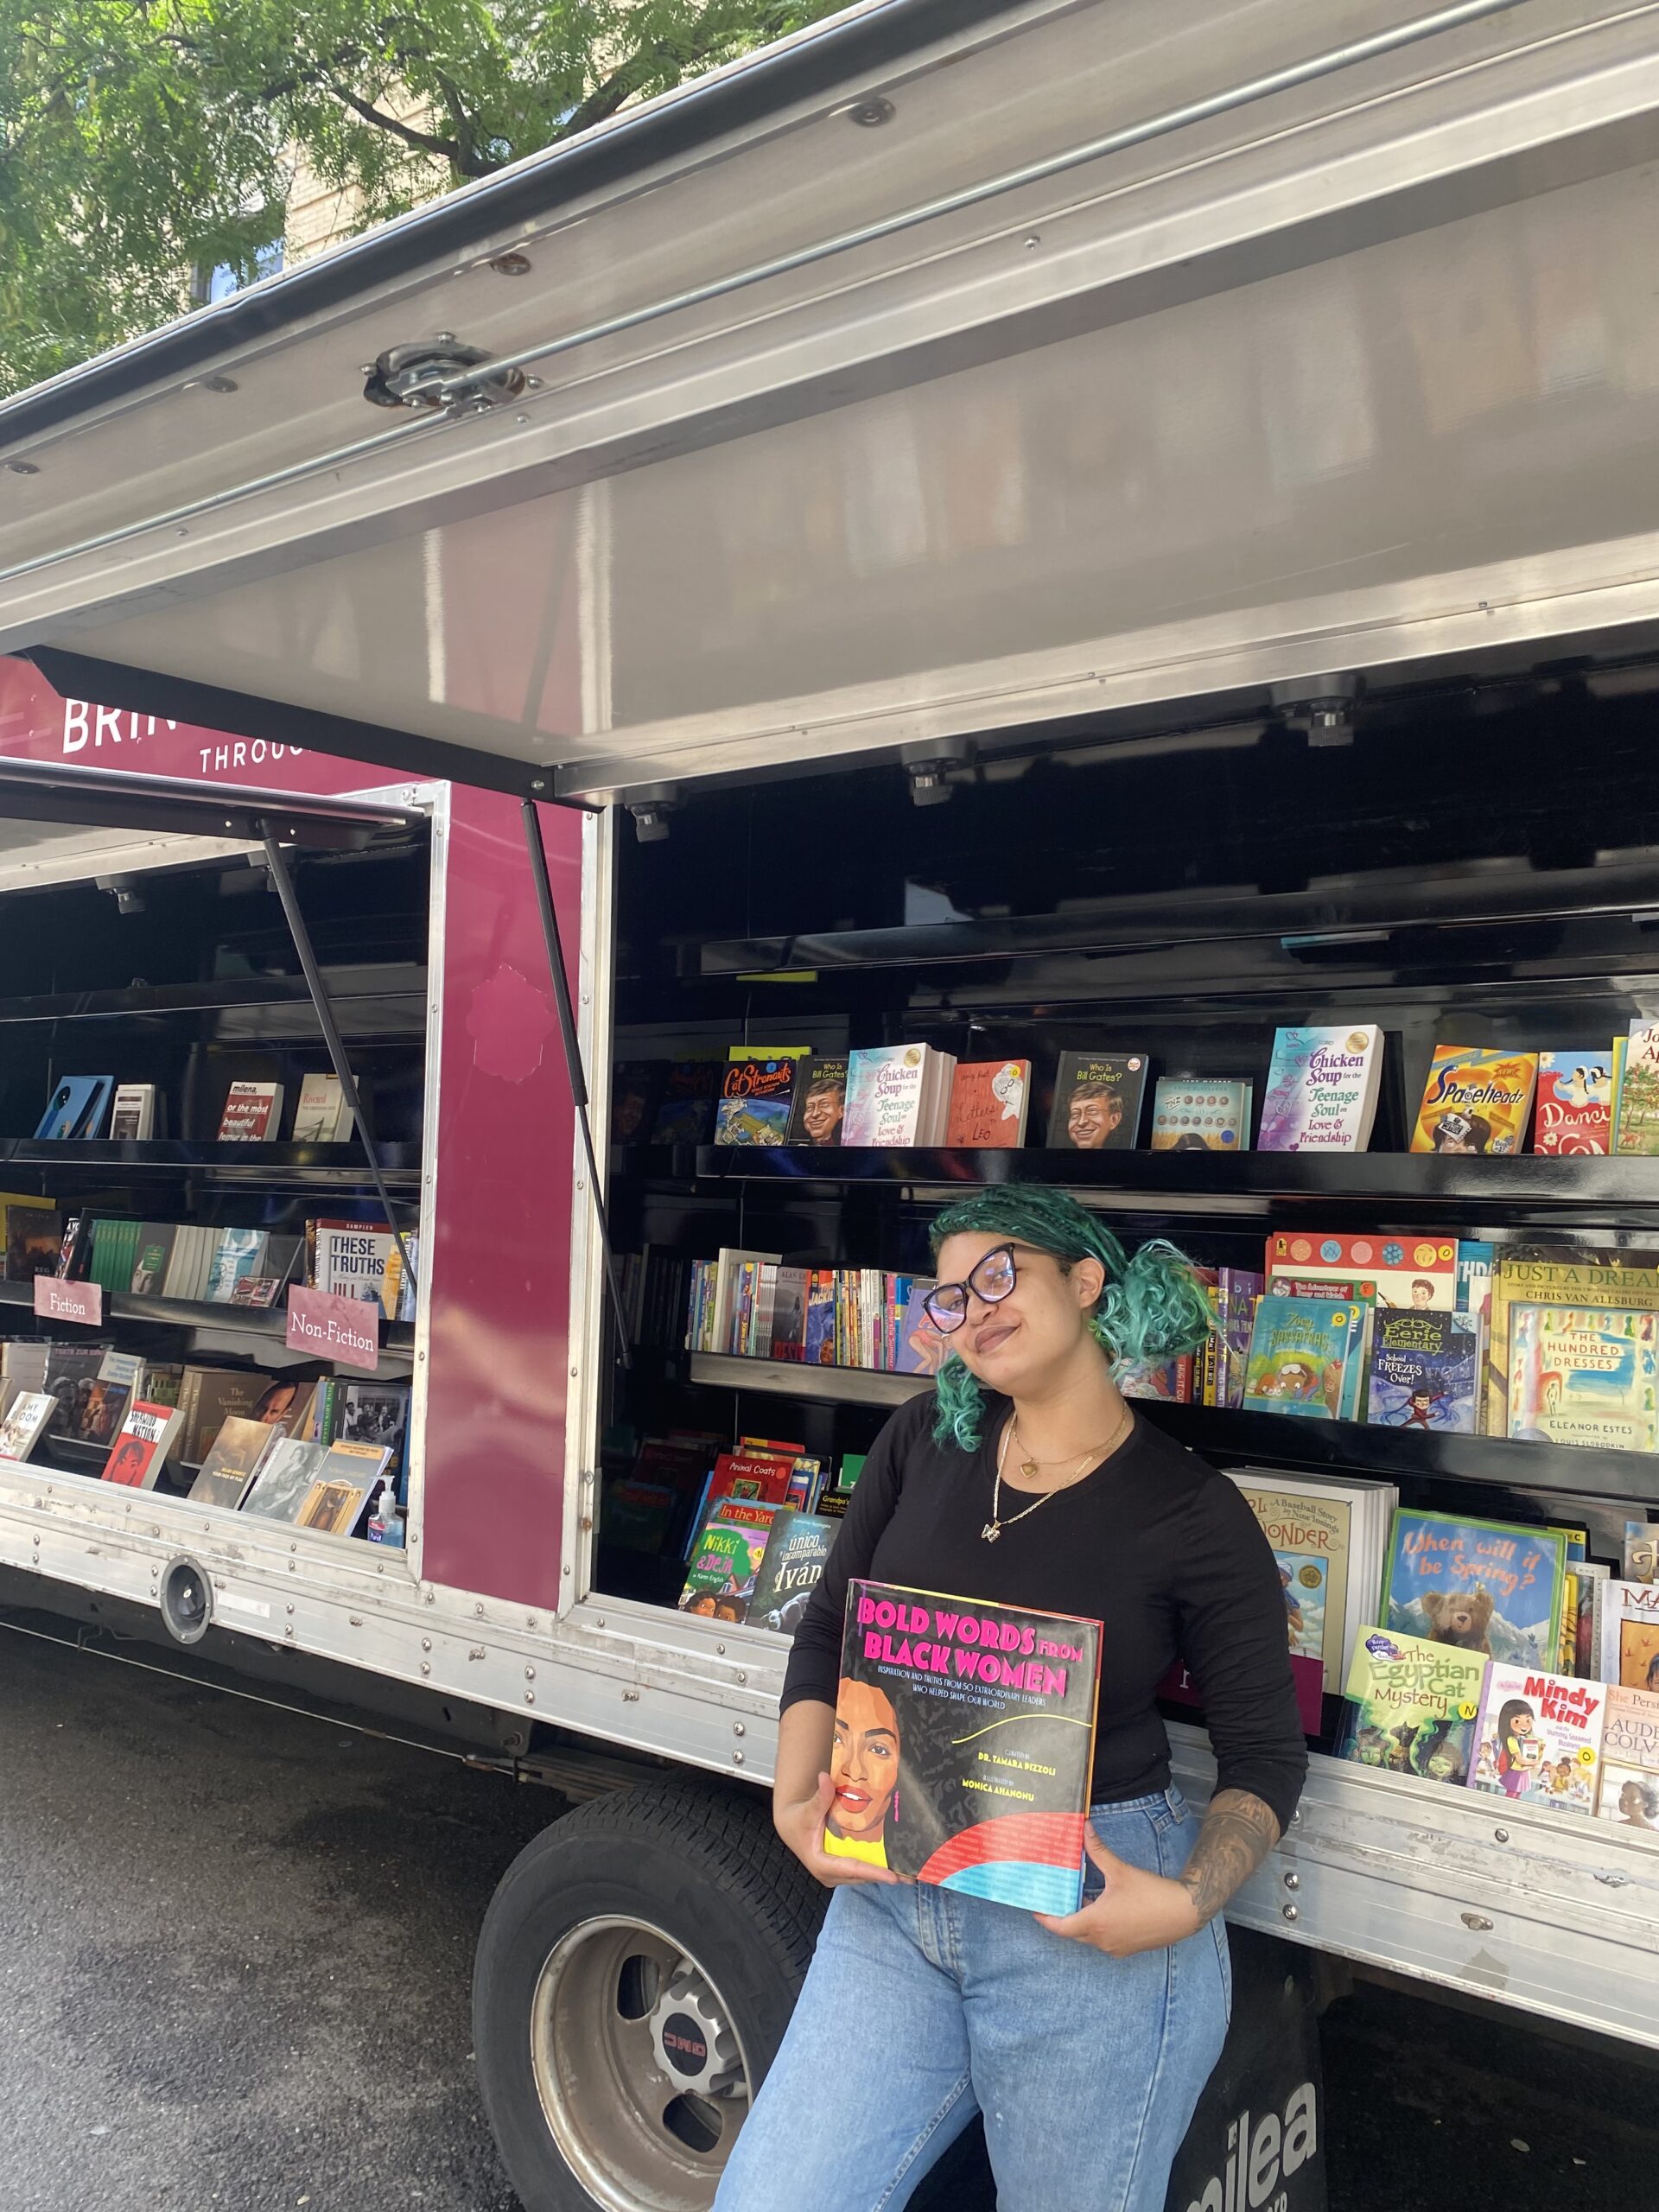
[519,799,631,1365]
[257,826,417,1301]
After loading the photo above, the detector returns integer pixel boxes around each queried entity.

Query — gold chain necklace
[981,1406,1131,1544]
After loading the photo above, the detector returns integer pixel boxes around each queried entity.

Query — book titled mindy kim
[824,1579,1103,1913]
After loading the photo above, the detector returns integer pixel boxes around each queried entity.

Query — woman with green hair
[715,1185,1306,2212]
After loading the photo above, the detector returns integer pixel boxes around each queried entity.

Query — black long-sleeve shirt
[781,1395,1307,1834]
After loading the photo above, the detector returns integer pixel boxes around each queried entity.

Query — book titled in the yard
[1045,1053,1147,1150]
[826,1579,1102,1912]
[218,1080,284,1141]
[1258,1026,1383,1152]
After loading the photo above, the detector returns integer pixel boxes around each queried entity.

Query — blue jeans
[716,1788,1230,2212]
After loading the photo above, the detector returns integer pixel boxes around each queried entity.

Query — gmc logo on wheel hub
[660,2013,709,2073]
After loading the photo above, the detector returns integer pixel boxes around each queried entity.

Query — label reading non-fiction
[286,1285,380,1371]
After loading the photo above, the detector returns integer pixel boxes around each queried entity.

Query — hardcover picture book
[713,1049,806,1146]
[218,1080,284,1141]
[842,1044,955,1147]
[292,1073,353,1144]
[1382,1509,1566,1669]
[1257,1026,1383,1152]
[649,1058,721,1146]
[1409,1048,1537,1154]
[1148,1077,1251,1152]
[829,1579,1102,1912]
[100,1401,184,1490]
[0,1390,57,1463]
[1506,1305,1659,1452]
[1265,1230,1458,1313]
[1613,1020,1659,1154]
[239,1437,330,1523]
[1227,1472,1398,1691]
[747,1510,839,1634]
[1045,1053,1147,1150]
[1339,1628,1489,1786]
[188,1415,278,1510]
[1242,1297,1363,1420]
[1532,1051,1612,1155]
[946,1059,1031,1148]
[785,1057,849,1147]
[1365,1311,1481,1433]
[1596,1684,1659,1827]
[1468,1663,1605,1812]
[1485,1246,1659,1435]
[677,1498,779,1618]
[1593,1579,1659,1690]
[35,1076,114,1141]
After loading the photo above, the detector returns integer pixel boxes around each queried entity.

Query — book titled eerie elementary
[827,1579,1102,1913]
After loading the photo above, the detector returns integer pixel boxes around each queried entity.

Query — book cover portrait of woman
[714,1184,1306,2212]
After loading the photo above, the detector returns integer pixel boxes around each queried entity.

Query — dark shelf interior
[0,1139,422,1185]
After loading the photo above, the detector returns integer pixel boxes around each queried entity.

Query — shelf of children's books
[0,1140,423,1185]
[0,976,428,1026]
[1141,1403,1659,1507]
[689,1147,1659,1221]
[687,1352,926,1409]
[683,1352,1659,1504]
[0,1278,416,1357]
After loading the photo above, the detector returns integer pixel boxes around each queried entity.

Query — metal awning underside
[3,0,1659,801]
[0,757,416,893]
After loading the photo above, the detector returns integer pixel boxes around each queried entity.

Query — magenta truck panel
[0,656,577,1611]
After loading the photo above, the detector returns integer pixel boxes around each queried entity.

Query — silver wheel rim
[529,1914,753,2212]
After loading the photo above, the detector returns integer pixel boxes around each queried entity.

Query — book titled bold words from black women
[827,1579,1102,1913]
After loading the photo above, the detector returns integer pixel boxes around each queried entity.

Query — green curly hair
[926,1185,1211,1450]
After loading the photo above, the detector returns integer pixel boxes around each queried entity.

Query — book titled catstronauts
[826,1579,1102,1913]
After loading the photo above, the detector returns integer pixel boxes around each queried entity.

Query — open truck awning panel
[3,0,1659,799]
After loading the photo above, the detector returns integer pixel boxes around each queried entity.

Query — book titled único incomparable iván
[825,1579,1102,1913]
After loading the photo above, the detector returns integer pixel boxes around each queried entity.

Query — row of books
[0,1360,410,1535]
[0,1197,417,1320]
[684,1251,939,1373]
[615,1027,1659,1156]
[0,1339,410,1497]
[29,1073,355,1145]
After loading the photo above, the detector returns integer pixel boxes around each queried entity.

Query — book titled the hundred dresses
[827,1580,1102,1913]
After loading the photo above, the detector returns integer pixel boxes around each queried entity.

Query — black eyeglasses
[923,1243,1020,1332]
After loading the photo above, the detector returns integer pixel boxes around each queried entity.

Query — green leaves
[0,0,842,394]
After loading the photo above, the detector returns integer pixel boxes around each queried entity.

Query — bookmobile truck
[3,0,1659,2202]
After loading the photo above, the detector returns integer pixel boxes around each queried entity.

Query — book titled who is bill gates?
[826,1580,1102,1914]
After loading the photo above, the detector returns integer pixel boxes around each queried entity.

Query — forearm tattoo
[1179,1789,1281,1925]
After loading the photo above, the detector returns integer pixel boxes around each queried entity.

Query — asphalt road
[0,1618,1654,2212]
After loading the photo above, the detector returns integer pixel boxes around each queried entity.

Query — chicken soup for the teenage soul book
[827,1579,1102,1913]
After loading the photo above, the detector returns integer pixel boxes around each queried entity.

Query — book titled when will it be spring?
[827,1579,1102,1914]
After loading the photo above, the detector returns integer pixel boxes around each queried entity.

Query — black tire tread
[486,1772,823,1990]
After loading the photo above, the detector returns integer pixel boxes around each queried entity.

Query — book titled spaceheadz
[826,1579,1102,1913]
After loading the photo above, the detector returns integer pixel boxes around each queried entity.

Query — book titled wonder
[826,1579,1102,1913]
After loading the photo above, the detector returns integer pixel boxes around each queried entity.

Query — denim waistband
[1089,1786,1188,1833]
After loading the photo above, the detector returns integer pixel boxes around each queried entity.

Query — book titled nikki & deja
[826,1579,1103,1913]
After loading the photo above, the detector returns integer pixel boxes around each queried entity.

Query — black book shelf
[0,1138,422,1187]
[0,1278,414,1357]
[683,1351,1659,1505]
[689,1146,1659,1228]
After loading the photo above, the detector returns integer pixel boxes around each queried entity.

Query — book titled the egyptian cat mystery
[825,1579,1102,1912]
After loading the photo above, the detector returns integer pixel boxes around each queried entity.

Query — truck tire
[474,1777,823,2212]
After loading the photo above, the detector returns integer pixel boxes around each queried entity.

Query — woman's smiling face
[931,1232,1103,1398]
[829,1680,900,1842]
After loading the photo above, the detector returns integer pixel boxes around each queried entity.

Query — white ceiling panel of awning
[3,0,1659,799]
